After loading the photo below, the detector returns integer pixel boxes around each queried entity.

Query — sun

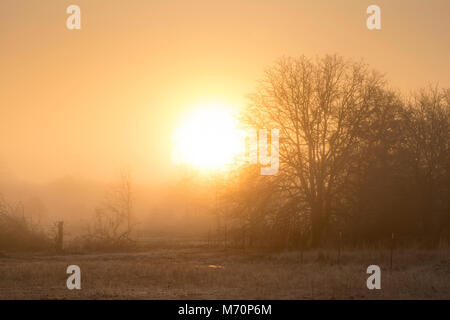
[172,103,245,171]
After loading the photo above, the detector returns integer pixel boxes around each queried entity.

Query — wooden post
[299,233,304,264]
[300,242,304,264]
[390,232,394,272]
[207,228,211,248]
[338,231,342,266]
[56,221,64,252]
[224,224,227,248]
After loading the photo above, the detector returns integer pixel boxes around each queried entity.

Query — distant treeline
[219,55,449,249]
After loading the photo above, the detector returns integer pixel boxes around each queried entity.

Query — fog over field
[0,0,449,300]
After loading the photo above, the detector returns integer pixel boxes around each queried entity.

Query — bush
[0,196,51,251]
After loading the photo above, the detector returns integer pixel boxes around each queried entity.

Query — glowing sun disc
[172,104,244,170]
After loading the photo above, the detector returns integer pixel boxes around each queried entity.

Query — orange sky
[1,0,449,184]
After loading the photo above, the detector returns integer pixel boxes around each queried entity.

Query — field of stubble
[0,241,449,299]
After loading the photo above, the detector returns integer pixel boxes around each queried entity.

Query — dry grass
[0,242,449,299]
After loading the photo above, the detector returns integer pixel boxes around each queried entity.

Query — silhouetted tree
[402,87,450,242]
[243,55,392,246]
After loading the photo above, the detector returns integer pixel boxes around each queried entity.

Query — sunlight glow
[172,103,245,171]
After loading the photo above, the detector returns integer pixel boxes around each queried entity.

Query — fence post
[224,224,227,248]
[390,232,395,272]
[338,231,342,266]
[56,221,64,252]
[207,228,210,248]
[300,242,304,264]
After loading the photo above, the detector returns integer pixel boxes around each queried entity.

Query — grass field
[0,241,449,299]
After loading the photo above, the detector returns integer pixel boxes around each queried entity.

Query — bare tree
[402,86,450,237]
[87,170,134,248]
[243,55,389,246]
[0,195,50,250]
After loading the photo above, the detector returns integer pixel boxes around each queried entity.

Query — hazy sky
[1,0,449,184]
